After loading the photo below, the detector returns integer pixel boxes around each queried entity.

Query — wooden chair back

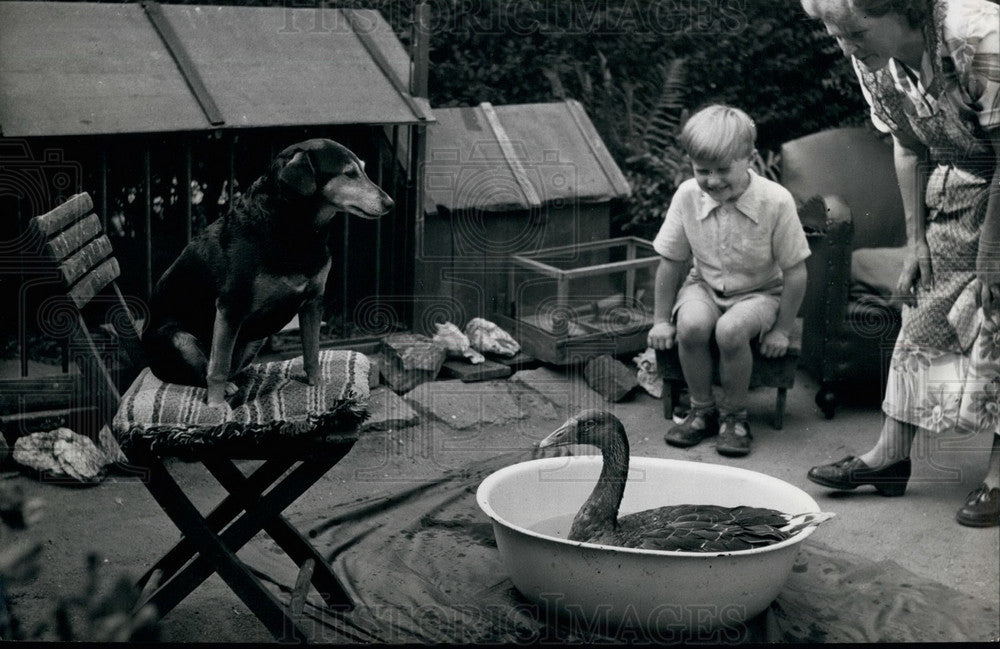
[780,127,906,251]
[27,192,144,427]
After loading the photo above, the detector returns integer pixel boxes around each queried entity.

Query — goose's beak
[538,416,577,449]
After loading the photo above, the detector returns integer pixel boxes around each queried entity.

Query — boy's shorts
[672,275,781,336]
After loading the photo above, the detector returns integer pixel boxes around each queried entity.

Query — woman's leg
[858,415,918,469]
[956,433,1000,527]
[984,434,1000,489]
[808,413,914,496]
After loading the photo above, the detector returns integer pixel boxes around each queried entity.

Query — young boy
[647,104,809,457]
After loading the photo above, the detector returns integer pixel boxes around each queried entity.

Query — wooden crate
[497,237,659,365]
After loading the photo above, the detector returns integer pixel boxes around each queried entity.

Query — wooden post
[228,135,236,215]
[411,2,430,99]
[407,2,430,331]
[184,139,193,242]
[99,144,108,234]
[625,239,636,306]
[144,145,153,300]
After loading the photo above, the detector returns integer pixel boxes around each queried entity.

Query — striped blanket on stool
[112,350,370,457]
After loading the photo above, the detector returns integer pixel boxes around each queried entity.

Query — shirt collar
[696,169,762,222]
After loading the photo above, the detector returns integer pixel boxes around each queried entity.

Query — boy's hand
[760,328,790,358]
[647,322,677,350]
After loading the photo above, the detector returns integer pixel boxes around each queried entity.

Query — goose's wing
[617,504,789,528]
[612,505,794,552]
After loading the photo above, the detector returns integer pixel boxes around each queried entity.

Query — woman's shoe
[956,484,1000,527]
[807,456,911,497]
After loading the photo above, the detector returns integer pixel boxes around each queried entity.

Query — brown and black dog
[142,139,393,405]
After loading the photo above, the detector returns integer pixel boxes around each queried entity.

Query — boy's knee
[715,317,754,351]
[677,324,712,347]
[676,311,714,346]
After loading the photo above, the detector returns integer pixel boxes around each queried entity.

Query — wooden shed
[0,0,432,327]
[414,100,631,333]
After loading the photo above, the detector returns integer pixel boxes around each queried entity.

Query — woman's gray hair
[801,0,931,27]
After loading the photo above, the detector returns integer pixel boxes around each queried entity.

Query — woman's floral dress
[854,0,1000,437]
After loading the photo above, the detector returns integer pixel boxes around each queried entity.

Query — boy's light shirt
[653,169,810,297]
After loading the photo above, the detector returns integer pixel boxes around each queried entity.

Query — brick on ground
[379,334,446,393]
[439,358,512,382]
[584,354,639,402]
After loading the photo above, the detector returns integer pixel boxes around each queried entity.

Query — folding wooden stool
[28,192,371,642]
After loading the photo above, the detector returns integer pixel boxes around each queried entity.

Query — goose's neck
[568,425,629,541]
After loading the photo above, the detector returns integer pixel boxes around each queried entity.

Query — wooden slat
[0,406,100,438]
[43,213,102,264]
[71,315,123,427]
[341,8,430,122]
[564,99,632,198]
[0,376,84,411]
[479,102,543,209]
[289,559,315,625]
[67,258,120,309]
[515,236,652,258]
[31,193,93,237]
[59,236,113,288]
[142,1,225,127]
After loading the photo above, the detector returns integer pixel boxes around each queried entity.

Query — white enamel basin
[477,456,824,635]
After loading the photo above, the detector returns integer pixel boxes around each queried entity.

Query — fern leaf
[640,59,687,158]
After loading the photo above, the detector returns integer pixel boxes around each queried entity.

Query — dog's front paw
[206,383,233,407]
[294,371,322,387]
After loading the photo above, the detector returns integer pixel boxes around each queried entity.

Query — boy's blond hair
[679,104,756,163]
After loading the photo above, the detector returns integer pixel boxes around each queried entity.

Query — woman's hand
[977,134,1000,315]
[977,255,1000,316]
[895,240,933,307]
[647,321,676,350]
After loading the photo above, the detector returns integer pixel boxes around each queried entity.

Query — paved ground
[404,366,1000,611]
[5,361,998,642]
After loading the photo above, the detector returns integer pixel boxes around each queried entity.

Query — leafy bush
[411,0,869,236]
[54,0,870,238]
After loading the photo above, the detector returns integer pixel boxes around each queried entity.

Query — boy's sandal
[665,406,719,448]
[716,414,751,457]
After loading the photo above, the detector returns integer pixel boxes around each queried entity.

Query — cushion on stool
[112,350,370,456]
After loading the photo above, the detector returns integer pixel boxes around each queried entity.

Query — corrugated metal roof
[0,2,432,137]
[423,100,631,215]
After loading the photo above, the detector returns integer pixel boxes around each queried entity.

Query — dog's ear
[278,151,317,195]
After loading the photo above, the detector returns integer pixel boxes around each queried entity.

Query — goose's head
[538,409,625,450]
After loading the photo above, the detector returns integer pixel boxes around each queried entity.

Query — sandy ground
[3,367,998,643]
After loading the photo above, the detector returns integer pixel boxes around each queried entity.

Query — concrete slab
[360,385,419,432]
[403,379,524,430]
[510,366,607,417]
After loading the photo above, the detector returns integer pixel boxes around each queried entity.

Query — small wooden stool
[655,318,802,429]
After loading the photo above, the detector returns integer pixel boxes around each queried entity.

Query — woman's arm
[976,130,1000,313]
[893,134,933,304]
